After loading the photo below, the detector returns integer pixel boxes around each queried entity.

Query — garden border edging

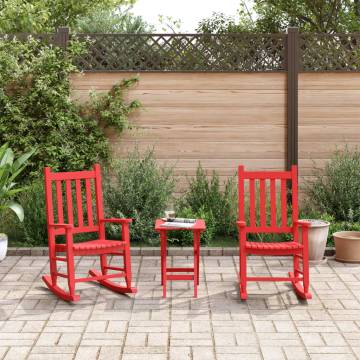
[6,247,336,257]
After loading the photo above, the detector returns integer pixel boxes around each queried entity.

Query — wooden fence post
[54,27,69,49]
[286,27,299,172]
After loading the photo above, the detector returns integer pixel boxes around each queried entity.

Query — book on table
[160,218,196,228]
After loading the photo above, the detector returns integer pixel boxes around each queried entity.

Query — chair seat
[56,239,126,255]
[245,241,303,252]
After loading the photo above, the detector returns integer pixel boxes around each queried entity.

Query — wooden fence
[5,27,360,193]
[71,71,360,193]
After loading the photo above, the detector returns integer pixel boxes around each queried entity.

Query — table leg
[160,231,167,298]
[193,230,200,298]
[197,232,200,285]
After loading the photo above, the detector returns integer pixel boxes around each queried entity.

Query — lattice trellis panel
[300,33,360,71]
[73,33,286,72]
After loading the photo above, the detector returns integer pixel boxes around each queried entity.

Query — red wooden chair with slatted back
[237,165,311,300]
[42,164,137,302]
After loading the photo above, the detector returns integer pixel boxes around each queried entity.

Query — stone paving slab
[0,255,359,360]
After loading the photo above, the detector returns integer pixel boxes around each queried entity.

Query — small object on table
[164,210,175,219]
[155,218,206,298]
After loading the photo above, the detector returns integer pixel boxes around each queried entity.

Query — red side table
[155,219,206,298]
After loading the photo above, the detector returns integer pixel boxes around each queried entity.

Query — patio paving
[0,255,360,360]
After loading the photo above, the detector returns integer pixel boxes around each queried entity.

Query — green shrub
[103,148,175,244]
[19,181,47,246]
[168,206,216,246]
[0,180,46,246]
[305,147,360,222]
[176,164,238,237]
[0,36,140,181]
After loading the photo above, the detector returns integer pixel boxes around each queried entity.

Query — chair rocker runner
[237,165,311,300]
[42,164,137,302]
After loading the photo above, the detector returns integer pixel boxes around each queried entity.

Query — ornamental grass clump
[175,164,238,242]
[305,147,360,222]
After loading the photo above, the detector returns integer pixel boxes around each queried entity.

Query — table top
[155,218,206,232]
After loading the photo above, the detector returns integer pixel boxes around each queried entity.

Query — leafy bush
[168,206,216,246]
[19,181,47,246]
[0,36,140,181]
[0,180,46,246]
[176,164,238,237]
[305,147,360,222]
[103,148,174,244]
[0,143,35,222]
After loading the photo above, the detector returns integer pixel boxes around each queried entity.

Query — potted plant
[0,143,35,260]
[299,219,330,265]
[333,229,360,263]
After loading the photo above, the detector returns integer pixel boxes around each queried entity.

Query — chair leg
[289,251,312,300]
[89,248,137,295]
[293,254,300,279]
[302,250,311,297]
[49,249,58,286]
[124,246,132,289]
[42,251,80,302]
[66,253,76,300]
[100,254,108,275]
[239,248,247,300]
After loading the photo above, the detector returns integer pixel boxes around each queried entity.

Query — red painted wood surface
[155,219,206,298]
[237,165,311,301]
[42,164,137,302]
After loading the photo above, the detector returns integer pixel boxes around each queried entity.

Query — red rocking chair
[42,164,137,302]
[237,165,311,300]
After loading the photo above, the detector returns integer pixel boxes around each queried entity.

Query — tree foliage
[0,37,140,179]
[0,0,134,33]
[197,1,360,34]
[74,6,154,33]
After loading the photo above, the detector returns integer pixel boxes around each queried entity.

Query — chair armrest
[294,220,310,246]
[48,223,74,246]
[237,221,247,246]
[237,221,246,228]
[294,220,311,228]
[100,218,132,225]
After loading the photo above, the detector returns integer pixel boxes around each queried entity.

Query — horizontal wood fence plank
[72,89,286,107]
[299,125,360,141]
[108,125,285,142]
[299,73,360,90]
[299,90,360,107]
[129,107,286,125]
[112,141,285,159]
[71,72,286,90]
[299,107,360,124]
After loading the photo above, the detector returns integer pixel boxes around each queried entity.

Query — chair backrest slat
[55,180,64,223]
[75,179,84,227]
[259,179,266,227]
[65,180,74,225]
[44,164,104,236]
[85,178,94,227]
[281,178,287,227]
[249,179,256,226]
[238,165,298,233]
[270,179,276,227]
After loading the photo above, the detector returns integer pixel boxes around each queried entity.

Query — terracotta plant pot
[333,231,360,263]
[0,233,8,261]
[300,219,330,265]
